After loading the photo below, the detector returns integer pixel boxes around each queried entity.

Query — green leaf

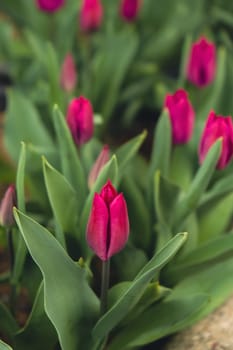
[200,172,233,206]
[80,155,118,255]
[149,109,172,179]
[108,293,208,349]
[0,340,13,350]
[172,139,222,229]
[92,233,187,342]
[12,142,27,285]
[4,90,54,164]
[15,283,57,350]
[0,302,19,343]
[52,105,87,213]
[14,209,99,350]
[43,158,79,244]
[115,130,147,179]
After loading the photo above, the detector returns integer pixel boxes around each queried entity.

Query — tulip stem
[7,228,14,273]
[100,259,110,316]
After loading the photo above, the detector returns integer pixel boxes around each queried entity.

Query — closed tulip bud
[60,53,77,93]
[164,89,195,144]
[66,96,94,146]
[80,0,103,32]
[120,0,142,22]
[88,145,110,189]
[199,111,233,169]
[36,0,65,12]
[86,180,130,261]
[0,185,16,227]
[187,36,216,88]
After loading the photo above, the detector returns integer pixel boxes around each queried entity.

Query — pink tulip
[36,0,65,12]
[66,96,94,146]
[80,0,103,32]
[164,89,195,144]
[0,185,16,227]
[86,180,129,261]
[120,0,142,22]
[88,145,110,189]
[60,53,77,93]
[187,36,216,88]
[199,111,233,169]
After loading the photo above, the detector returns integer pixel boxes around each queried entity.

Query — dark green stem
[100,259,110,316]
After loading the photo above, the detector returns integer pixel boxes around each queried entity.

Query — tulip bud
[86,180,130,261]
[66,96,94,146]
[80,0,103,32]
[120,0,142,22]
[88,145,110,189]
[199,111,233,169]
[36,0,65,12]
[0,185,16,227]
[164,89,195,144]
[60,53,77,93]
[186,36,216,88]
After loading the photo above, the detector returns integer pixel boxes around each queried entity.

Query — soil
[163,294,233,350]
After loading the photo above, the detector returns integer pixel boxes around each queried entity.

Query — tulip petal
[86,193,109,260]
[107,194,129,259]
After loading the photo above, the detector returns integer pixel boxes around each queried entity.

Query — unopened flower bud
[80,0,103,32]
[120,0,142,22]
[36,0,65,12]
[60,53,77,93]
[86,180,129,261]
[186,36,216,88]
[164,89,195,144]
[0,185,16,227]
[199,111,233,169]
[88,145,110,189]
[66,96,94,146]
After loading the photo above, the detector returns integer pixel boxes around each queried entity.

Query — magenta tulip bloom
[80,0,103,32]
[36,0,65,12]
[88,145,110,189]
[60,53,77,93]
[120,0,142,22]
[199,111,233,169]
[164,89,195,144]
[187,36,216,88]
[66,96,94,146]
[0,185,16,227]
[86,181,130,261]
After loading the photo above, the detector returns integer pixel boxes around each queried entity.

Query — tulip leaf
[172,139,222,229]
[4,90,54,164]
[12,142,27,285]
[108,293,207,349]
[92,233,187,342]
[200,172,233,206]
[42,158,78,243]
[14,209,99,350]
[52,105,87,213]
[149,109,171,179]
[15,283,57,350]
[0,302,19,343]
[115,130,147,179]
[80,155,118,256]
[0,340,13,350]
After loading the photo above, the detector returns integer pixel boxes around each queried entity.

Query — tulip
[86,180,130,261]
[164,89,195,144]
[199,111,233,169]
[120,0,142,22]
[36,0,65,12]
[186,36,216,88]
[88,145,110,189]
[0,185,16,227]
[66,96,94,146]
[80,0,103,32]
[60,53,77,93]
